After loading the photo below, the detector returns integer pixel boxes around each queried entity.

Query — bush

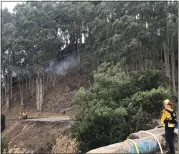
[72,105,129,152]
[130,70,169,91]
[72,62,177,153]
[125,87,174,117]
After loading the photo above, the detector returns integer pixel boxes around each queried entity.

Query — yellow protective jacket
[160,107,175,127]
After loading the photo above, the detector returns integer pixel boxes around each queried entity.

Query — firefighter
[18,111,28,119]
[161,99,177,154]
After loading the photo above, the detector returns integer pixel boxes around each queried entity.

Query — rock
[60,108,72,114]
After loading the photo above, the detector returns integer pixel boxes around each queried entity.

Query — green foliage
[72,105,129,152]
[1,1,178,151]
[125,87,173,116]
[2,1,178,71]
[72,63,177,153]
[130,70,170,91]
[1,2,178,94]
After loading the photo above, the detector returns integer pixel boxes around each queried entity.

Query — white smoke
[55,55,77,75]
[45,54,77,76]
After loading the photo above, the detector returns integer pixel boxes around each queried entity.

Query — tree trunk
[28,75,31,91]
[166,38,171,79]
[77,40,81,74]
[36,77,40,112]
[39,77,43,112]
[131,60,134,71]
[31,78,34,97]
[171,36,176,93]
[26,77,28,91]
[163,42,170,78]
[18,76,24,106]
[149,50,153,69]
[36,68,44,112]
[135,61,138,71]
[52,72,56,87]
[1,88,4,104]
[145,58,147,70]
[19,83,24,106]
[5,82,10,109]
[46,75,49,84]
[5,82,7,104]
[10,75,12,99]
[28,75,31,86]
[160,46,163,63]
[3,89,6,104]
[42,73,45,97]
[6,93,9,109]
[50,73,53,83]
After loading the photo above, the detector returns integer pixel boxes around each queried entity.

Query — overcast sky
[2,1,22,12]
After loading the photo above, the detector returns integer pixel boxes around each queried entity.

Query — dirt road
[25,116,72,122]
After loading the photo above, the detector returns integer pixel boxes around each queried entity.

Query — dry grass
[5,146,34,154]
[3,120,73,153]
[52,134,78,153]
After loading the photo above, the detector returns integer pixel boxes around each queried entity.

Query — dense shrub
[72,62,177,153]
[72,106,129,152]
[125,87,174,116]
[130,70,169,91]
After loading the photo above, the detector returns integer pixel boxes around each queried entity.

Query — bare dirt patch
[42,71,90,113]
[3,120,74,153]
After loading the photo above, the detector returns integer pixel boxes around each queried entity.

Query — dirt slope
[2,71,91,117]
[3,120,76,153]
[42,71,90,113]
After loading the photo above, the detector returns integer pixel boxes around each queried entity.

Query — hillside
[1,1,178,154]
[2,71,91,117]
[2,120,77,153]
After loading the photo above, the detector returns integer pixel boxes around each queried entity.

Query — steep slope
[42,71,91,114]
[2,71,91,117]
[3,120,75,153]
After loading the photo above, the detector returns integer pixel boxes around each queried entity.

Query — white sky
[2,1,22,12]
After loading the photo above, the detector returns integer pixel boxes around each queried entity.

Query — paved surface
[25,116,72,122]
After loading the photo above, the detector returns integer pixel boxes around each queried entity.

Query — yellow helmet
[163,99,173,105]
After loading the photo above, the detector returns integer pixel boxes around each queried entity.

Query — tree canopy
[1,1,178,115]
